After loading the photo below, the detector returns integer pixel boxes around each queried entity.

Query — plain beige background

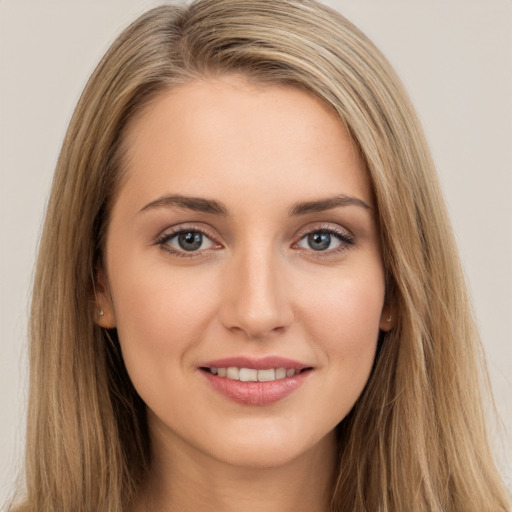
[1,0,511,504]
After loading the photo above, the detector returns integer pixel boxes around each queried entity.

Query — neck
[137,424,337,512]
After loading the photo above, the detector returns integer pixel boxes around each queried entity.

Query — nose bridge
[221,238,292,338]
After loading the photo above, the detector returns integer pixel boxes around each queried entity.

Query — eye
[296,228,354,253]
[299,231,338,251]
[156,228,217,255]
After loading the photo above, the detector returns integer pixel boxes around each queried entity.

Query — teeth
[239,368,258,382]
[275,368,287,379]
[257,369,275,382]
[226,367,239,380]
[208,366,300,382]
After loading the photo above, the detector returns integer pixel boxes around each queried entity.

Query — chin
[201,423,337,470]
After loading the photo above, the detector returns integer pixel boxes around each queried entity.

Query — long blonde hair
[11,1,510,511]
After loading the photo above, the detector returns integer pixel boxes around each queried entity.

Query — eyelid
[152,221,355,259]
[153,223,223,257]
[293,222,354,240]
[292,223,355,254]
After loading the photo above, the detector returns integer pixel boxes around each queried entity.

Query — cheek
[108,260,218,380]
[298,266,384,402]
[301,263,385,339]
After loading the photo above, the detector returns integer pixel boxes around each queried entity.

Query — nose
[219,245,294,340]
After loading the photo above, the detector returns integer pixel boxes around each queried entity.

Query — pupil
[178,232,202,251]
[308,232,331,251]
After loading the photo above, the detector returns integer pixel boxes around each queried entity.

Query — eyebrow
[289,195,372,215]
[138,193,371,217]
[138,195,229,216]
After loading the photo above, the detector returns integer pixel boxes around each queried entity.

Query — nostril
[227,324,288,341]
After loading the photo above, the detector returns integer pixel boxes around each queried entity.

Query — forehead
[116,75,372,211]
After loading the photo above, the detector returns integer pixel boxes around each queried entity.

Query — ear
[379,300,396,332]
[94,268,116,329]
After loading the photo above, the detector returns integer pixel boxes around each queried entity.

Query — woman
[9,0,510,511]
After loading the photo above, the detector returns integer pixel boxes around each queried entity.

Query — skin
[96,75,393,512]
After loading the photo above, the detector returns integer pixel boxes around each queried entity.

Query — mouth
[200,366,311,382]
[198,357,313,405]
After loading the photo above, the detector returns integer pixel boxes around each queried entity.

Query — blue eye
[306,232,335,251]
[297,229,353,252]
[160,230,215,253]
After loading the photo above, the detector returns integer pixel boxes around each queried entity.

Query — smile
[199,357,313,406]
[205,367,304,381]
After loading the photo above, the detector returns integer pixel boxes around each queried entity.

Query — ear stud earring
[387,315,392,322]
[98,309,104,317]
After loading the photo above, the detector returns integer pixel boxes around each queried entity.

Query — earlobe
[94,269,116,329]
[379,303,396,332]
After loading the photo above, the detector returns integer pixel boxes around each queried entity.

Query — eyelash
[153,224,355,258]
[294,225,355,257]
[154,225,218,258]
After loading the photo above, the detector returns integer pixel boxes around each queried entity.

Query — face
[97,75,392,469]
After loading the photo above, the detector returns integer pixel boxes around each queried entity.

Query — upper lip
[198,356,311,371]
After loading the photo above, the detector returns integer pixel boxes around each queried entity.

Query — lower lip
[201,370,311,406]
